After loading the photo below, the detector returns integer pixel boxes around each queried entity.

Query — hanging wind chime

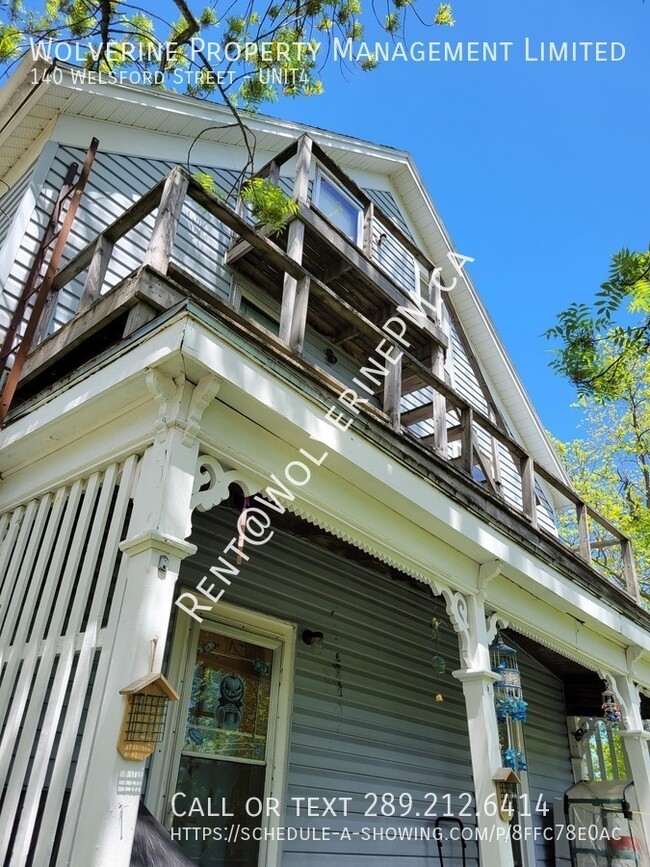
[601,689,623,725]
[430,617,446,702]
[490,633,528,722]
[491,632,528,771]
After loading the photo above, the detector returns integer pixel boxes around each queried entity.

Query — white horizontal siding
[182,507,480,866]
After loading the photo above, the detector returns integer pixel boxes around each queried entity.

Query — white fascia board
[0,57,52,144]
[0,313,189,507]
[51,114,280,171]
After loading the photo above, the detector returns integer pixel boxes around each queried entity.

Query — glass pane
[175,755,265,867]
[184,630,273,760]
[316,176,360,241]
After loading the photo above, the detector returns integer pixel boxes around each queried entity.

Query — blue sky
[261,0,650,441]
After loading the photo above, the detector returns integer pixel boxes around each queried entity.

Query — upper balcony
[1,133,642,608]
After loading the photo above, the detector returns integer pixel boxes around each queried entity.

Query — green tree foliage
[546,247,650,400]
[551,354,650,598]
[240,177,299,231]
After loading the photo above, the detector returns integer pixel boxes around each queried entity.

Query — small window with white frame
[312,167,363,245]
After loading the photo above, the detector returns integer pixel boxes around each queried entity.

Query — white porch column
[62,371,220,867]
[444,581,515,867]
[609,674,650,853]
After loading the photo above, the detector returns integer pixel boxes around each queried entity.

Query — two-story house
[1,56,650,867]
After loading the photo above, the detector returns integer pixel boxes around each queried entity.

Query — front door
[159,606,295,867]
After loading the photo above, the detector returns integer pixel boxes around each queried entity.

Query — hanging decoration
[490,633,527,723]
[601,689,623,725]
[503,747,528,772]
[430,617,446,703]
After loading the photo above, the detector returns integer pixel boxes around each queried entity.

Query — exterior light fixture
[117,672,179,761]
[492,768,521,822]
[302,629,324,651]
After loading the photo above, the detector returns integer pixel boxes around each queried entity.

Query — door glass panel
[315,175,360,242]
[175,756,265,867]
[171,627,275,867]
[184,629,273,760]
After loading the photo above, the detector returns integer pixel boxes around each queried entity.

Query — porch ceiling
[509,630,650,719]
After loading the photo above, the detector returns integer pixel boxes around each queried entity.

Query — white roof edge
[0,59,569,484]
[0,56,52,140]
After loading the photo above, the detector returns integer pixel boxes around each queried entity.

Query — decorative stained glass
[183,629,272,761]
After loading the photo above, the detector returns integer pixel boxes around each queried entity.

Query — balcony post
[621,538,641,601]
[576,502,591,563]
[79,234,114,310]
[56,371,220,867]
[279,136,312,351]
[383,353,402,431]
[447,591,516,867]
[267,159,280,186]
[520,455,538,527]
[362,201,374,258]
[609,675,650,854]
[143,169,189,274]
[427,269,447,455]
[460,405,474,474]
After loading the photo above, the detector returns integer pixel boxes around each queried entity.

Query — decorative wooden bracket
[191,455,259,512]
[145,369,221,445]
[486,612,509,644]
[478,559,502,595]
[440,588,471,668]
[183,374,222,444]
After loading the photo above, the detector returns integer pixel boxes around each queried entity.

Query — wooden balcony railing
[19,143,642,603]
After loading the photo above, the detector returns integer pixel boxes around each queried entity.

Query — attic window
[313,169,363,245]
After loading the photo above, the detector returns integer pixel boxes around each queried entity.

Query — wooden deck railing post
[427,270,448,455]
[143,168,189,273]
[576,502,591,563]
[460,406,473,474]
[520,455,538,527]
[267,159,280,187]
[363,202,374,258]
[78,234,114,310]
[383,354,402,431]
[621,539,641,601]
[280,136,312,351]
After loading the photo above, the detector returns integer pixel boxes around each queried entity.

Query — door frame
[145,599,297,867]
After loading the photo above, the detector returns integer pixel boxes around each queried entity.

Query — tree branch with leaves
[546,246,650,400]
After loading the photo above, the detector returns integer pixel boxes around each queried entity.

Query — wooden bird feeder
[493,768,521,822]
[117,673,179,761]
